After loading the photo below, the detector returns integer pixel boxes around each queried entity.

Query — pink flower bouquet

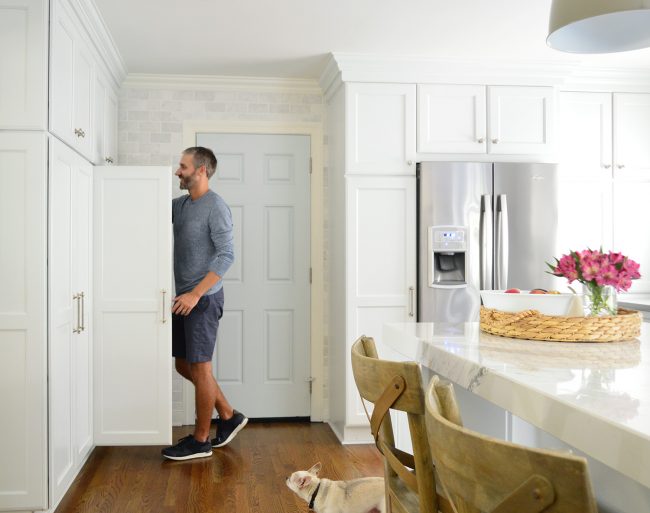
[547,249,641,316]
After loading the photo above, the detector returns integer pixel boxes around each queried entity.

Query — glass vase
[582,283,617,317]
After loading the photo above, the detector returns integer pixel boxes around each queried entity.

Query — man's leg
[190,361,233,441]
[175,358,234,420]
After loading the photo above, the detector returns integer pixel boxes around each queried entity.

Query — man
[162,146,247,460]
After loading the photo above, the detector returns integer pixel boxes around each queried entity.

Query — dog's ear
[308,462,322,475]
[298,475,312,488]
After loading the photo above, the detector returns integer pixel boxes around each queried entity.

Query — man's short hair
[183,146,217,179]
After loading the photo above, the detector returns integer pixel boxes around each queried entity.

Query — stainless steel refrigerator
[418,161,562,323]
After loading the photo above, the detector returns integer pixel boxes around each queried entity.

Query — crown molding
[123,73,323,94]
[320,52,650,92]
[66,0,128,88]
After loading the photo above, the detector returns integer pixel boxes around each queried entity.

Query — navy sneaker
[162,434,212,460]
[211,410,248,447]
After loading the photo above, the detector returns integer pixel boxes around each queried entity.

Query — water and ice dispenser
[428,226,468,288]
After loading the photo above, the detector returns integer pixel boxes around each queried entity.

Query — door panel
[613,180,650,293]
[417,163,491,322]
[417,84,486,154]
[0,133,47,510]
[494,163,564,292]
[49,142,75,507]
[93,166,172,444]
[196,133,311,418]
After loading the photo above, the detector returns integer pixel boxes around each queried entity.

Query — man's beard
[179,170,199,190]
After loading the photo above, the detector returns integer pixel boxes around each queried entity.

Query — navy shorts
[172,288,224,363]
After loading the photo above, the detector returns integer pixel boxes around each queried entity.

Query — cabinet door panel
[417,84,486,153]
[614,93,650,177]
[93,166,172,445]
[345,176,416,425]
[559,92,612,178]
[0,132,47,510]
[346,83,416,175]
[613,180,650,293]
[73,43,94,160]
[103,85,118,164]
[73,164,93,462]
[0,0,47,129]
[50,0,75,145]
[488,86,554,155]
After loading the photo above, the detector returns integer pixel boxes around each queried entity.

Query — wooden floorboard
[55,422,383,513]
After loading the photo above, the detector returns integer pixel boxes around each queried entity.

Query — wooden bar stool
[351,335,453,513]
[424,375,599,513]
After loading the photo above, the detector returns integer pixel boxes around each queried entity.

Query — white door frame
[180,120,325,422]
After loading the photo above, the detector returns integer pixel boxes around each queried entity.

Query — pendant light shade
[547,0,650,53]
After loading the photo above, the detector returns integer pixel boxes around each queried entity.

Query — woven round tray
[480,306,642,342]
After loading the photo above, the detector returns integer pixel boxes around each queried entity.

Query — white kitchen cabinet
[49,138,93,507]
[557,91,650,293]
[0,0,48,130]
[344,176,417,427]
[346,82,416,175]
[417,84,554,156]
[556,92,613,253]
[614,93,650,178]
[417,84,487,154]
[93,166,172,445]
[94,71,119,166]
[0,132,48,510]
[327,83,417,443]
[50,0,95,161]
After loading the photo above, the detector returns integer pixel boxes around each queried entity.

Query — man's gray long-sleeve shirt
[172,190,234,295]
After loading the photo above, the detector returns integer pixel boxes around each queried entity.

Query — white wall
[117,77,329,425]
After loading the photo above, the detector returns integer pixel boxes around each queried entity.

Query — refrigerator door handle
[480,194,493,290]
[495,194,509,290]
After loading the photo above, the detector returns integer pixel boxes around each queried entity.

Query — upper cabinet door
[50,0,95,161]
[92,71,118,166]
[346,83,416,175]
[93,166,172,445]
[488,86,554,155]
[0,0,47,129]
[417,84,486,154]
[558,91,612,179]
[614,93,650,177]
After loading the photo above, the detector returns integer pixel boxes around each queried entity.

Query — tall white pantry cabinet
[326,82,418,443]
[0,0,172,511]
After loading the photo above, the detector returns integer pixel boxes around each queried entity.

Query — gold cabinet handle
[80,292,85,331]
[162,289,167,323]
[73,293,81,333]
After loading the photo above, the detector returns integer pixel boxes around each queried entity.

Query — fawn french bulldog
[286,462,385,513]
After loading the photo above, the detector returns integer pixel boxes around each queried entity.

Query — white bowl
[480,290,578,316]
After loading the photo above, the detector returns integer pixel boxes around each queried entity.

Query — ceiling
[95,0,650,79]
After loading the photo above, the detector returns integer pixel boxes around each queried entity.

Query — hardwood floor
[55,422,383,513]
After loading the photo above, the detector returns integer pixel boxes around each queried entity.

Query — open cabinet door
[93,166,172,445]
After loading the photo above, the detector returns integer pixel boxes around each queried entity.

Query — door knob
[407,160,413,166]
[491,138,499,144]
[477,137,485,143]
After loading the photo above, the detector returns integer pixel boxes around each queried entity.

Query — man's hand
[172,292,200,316]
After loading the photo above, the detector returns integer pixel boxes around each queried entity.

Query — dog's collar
[308,483,321,510]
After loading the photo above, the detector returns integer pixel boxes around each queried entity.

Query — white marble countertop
[382,321,650,489]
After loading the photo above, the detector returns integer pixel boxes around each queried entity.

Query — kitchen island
[381,321,650,513]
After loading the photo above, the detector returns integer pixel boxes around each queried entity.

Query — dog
[286,462,385,513]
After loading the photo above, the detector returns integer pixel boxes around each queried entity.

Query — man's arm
[172,271,220,315]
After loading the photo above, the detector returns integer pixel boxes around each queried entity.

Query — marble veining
[382,321,650,489]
